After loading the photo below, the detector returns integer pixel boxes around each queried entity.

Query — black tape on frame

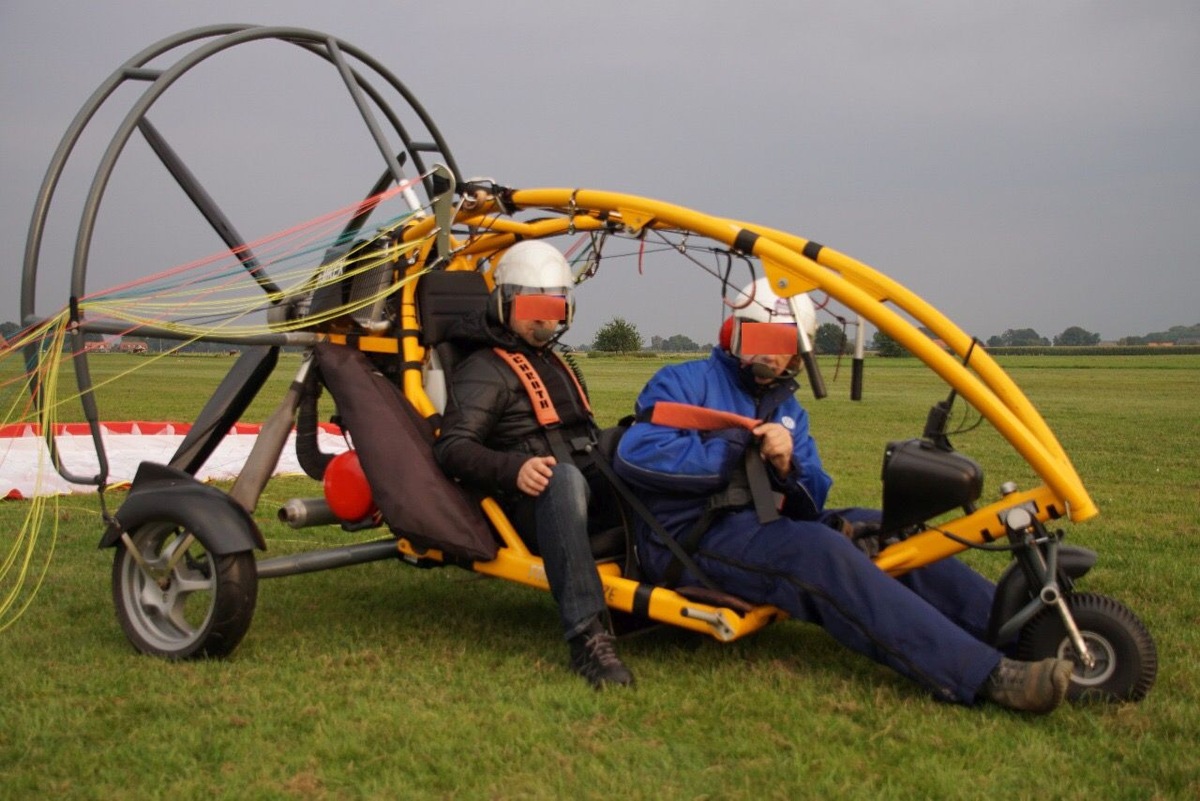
[632,583,654,619]
[733,229,760,255]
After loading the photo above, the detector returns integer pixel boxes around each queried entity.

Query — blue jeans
[533,462,608,640]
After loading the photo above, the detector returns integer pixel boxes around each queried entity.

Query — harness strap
[492,348,593,430]
[634,397,788,587]
[588,443,721,592]
[637,401,758,431]
[493,348,559,427]
[744,444,782,525]
[658,442,778,587]
[544,428,592,467]
[658,508,722,589]
[638,400,782,525]
[550,350,592,415]
[747,391,789,525]
[493,347,597,464]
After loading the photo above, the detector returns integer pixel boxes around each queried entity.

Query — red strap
[491,348,592,428]
[492,349,559,427]
[648,401,759,431]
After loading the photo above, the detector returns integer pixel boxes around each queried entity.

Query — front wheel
[112,522,258,659]
[1016,592,1156,702]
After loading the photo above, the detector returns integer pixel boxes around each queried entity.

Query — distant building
[119,339,148,354]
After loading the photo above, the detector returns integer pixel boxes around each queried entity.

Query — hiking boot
[983,657,1073,714]
[568,619,634,689]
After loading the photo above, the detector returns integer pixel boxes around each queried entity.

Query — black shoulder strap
[743,389,793,524]
[588,439,720,592]
[744,444,781,525]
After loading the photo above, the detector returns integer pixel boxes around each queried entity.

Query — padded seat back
[415,270,491,412]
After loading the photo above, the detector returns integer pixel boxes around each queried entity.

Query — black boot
[568,616,634,689]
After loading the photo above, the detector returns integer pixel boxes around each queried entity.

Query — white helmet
[492,240,575,329]
[726,276,816,358]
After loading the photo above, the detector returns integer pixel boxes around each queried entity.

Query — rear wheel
[112,522,257,659]
[1016,592,1156,702]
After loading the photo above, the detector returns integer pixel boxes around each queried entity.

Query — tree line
[872,323,1200,357]
[583,317,856,355]
[581,318,1200,355]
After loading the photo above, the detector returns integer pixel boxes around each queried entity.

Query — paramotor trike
[16,25,1155,703]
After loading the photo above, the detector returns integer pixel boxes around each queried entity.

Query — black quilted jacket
[432,312,594,496]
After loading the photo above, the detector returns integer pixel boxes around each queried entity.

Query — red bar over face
[740,322,798,355]
[512,294,567,321]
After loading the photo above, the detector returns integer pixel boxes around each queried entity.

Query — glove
[828,515,883,559]
[848,520,884,559]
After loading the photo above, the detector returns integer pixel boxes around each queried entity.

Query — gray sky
[2,1,1197,346]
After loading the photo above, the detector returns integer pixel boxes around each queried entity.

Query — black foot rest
[674,586,757,615]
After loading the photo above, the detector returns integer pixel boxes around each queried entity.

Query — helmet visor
[511,293,569,322]
[739,322,799,355]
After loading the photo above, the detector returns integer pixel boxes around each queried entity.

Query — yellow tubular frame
[384,184,1096,638]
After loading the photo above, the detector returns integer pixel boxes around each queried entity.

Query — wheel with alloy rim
[1017,592,1156,702]
[112,521,257,659]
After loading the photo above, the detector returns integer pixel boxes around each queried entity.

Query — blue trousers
[638,507,1002,704]
[531,463,608,640]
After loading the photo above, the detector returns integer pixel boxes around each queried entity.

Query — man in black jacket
[433,240,633,689]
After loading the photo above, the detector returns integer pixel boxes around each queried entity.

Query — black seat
[415,269,490,368]
[414,270,491,419]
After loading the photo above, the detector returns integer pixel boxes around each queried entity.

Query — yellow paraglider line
[0,317,67,633]
[0,193,440,631]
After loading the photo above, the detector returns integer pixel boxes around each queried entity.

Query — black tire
[112,521,258,659]
[1016,592,1156,702]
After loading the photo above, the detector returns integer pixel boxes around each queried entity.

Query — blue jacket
[613,348,832,539]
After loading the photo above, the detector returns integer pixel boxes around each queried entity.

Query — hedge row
[581,346,1200,358]
[969,345,1200,357]
[576,350,664,359]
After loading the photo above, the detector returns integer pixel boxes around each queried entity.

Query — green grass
[2,353,1199,799]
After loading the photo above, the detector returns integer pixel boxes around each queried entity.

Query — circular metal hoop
[20,24,459,321]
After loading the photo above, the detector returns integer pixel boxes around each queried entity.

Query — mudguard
[987,543,1097,645]
[98,461,265,553]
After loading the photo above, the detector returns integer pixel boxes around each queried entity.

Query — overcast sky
[2,1,1197,346]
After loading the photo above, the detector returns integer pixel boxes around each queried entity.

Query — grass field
[1,352,1198,799]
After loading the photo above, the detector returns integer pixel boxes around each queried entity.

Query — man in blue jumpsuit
[613,277,1072,712]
